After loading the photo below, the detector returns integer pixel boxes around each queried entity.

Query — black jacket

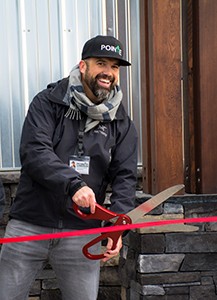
[10,77,138,229]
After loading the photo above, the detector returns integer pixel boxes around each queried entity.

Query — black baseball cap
[81,35,131,66]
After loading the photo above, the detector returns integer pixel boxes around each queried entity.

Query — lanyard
[76,115,87,157]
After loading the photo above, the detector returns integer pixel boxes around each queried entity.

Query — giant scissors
[73,184,184,260]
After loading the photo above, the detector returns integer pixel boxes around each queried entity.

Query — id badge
[69,155,90,175]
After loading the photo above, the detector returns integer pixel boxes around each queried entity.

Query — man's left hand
[101,236,122,262]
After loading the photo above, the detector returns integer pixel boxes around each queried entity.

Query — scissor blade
[127,184,184,224]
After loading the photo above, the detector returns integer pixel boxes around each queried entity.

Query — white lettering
[100,44,122,56]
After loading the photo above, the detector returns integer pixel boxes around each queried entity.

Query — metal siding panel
[0,0,106,169]
[0,1,13,168]
[129,0,142,163]
[21,0,39,99]
[0,0,142,168]
[0,0,23,168]
[88,0,105,36]
[115,0,142,163]
[59,0,80,74]
[35,0,53,89]
[48,0,63,81]
[117,0,130,113]
[59,0,104,76]
[8,1,24,167]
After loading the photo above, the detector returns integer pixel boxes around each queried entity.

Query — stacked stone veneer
[119,193,217,300]
[1,172,217,300]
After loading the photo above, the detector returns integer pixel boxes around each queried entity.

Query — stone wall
[119,194,217,300]
[1,172,217,299]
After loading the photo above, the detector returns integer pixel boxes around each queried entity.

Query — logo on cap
[101,44,122,57]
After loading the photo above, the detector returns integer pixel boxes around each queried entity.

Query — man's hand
[102,236,122,262]
[72,186,96,214]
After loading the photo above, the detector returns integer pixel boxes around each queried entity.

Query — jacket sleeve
[108,117,138,214]
[19,93,86,197]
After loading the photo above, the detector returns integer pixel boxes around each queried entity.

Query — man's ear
[79,60,86,74]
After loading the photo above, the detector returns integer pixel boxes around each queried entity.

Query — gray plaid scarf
[63,65,123,132]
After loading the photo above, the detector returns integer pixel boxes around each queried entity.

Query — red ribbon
[1,216,217,244]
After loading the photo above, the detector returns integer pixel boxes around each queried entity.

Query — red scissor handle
[73,202,118,221]
[83,215,132,260]
[73,203,132,260]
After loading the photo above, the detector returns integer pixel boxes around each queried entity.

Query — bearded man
[0,35,138,300]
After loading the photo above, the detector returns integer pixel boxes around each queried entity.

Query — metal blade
[127,184,184,224]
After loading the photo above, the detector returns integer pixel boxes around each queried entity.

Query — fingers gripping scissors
[73,203,131,260]
[73,184,184,260]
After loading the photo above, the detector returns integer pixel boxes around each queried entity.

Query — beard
[83,66,116,103]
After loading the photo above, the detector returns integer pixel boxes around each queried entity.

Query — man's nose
[102,65,113,75]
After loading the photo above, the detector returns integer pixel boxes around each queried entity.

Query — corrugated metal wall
[0,0,142,169]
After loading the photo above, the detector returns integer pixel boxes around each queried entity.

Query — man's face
[79,57,120,104]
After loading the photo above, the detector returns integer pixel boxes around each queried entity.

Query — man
[0,178,5,220]
[0,35,138,300]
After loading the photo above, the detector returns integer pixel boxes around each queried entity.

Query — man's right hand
[72,186,96,214]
